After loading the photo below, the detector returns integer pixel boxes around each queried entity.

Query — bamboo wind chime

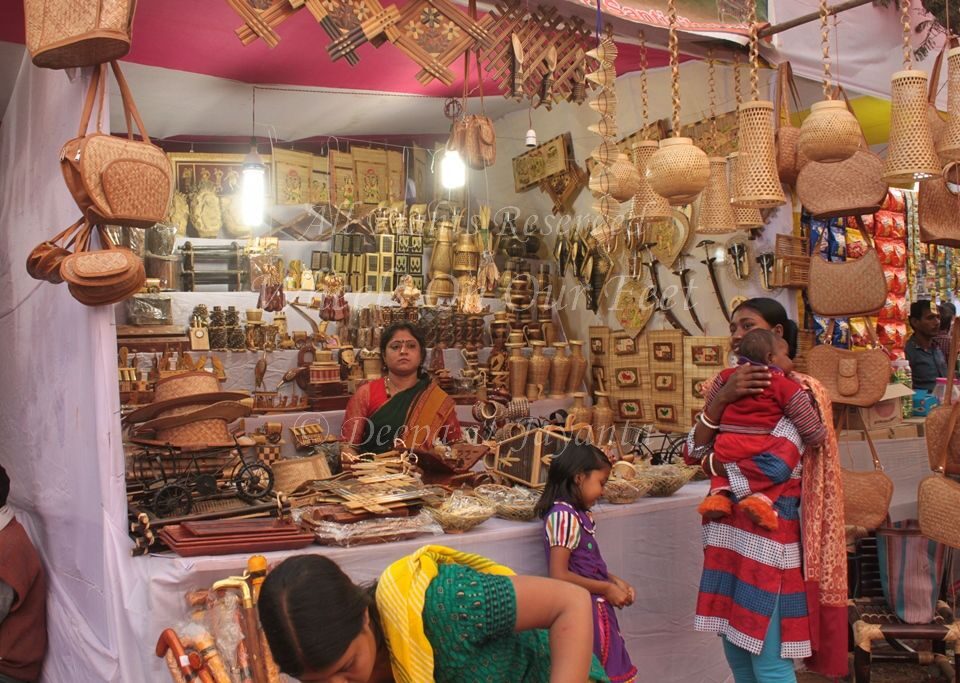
[797,0,860,163]
[731,8,785,209]
[884,0,943,182]
[646,0,710,206]
[696,49,737,234]
[588,34,638,249]
[729,54,764,229]
[628,30,673,234]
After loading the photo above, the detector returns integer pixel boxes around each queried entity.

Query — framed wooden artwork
[539,160,586,216]
[353,147,388,205]
[386,149,405,202]
[590,336,605,356]
[273,147,314,205]
[168,152,273,200]
[652,342,675,363]
[310,154,331,205]
[691,344,724,367]
[655,404,678,424]
[653,373,676,392]
[513,134,573,192]
[395,254,409,272]
[614,368,639,388]
[690,377,708,400]
[613,335,637,355]
[618,399,643,420]
[330,150,356,208]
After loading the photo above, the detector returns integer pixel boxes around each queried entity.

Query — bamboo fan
[884,0,942,182]
[938,46,960,162]
[629,30,672,224]
[731,13,786,208]
[696,50,737,234]
[797,0,860,163]
[587,33,627,248]
[646,0,709,206]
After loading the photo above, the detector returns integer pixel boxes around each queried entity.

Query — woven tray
[634,464,695,497]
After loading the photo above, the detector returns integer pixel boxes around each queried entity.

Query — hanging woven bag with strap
[775,62,806,188]
[60,225,145,306]
[60,61,173,229]
[24,0,136,69]
[918,162,960,246]
[807,216,888,317]
[839,408,893,529]
[806,320,891,407]
[924,322,960,471]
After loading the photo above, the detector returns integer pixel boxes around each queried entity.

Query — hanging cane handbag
[26,217,86,284]
[840,409,893,529]
[796,90,887,219]
[918,392,960,549]
[807,217,888,317]
[24,0,136,69]
[806,334,891,408]
[924,322,960,471]
[60,225,145,306]
[775,62,806,188]
[918,164,960,246]
[60,61,173,229]
[926,42,950,150]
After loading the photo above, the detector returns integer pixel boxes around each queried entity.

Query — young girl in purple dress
[535,443,638,683]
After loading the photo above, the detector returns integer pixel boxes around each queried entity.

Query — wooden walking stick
[155,629,192,683]
[213,577,270,683]
[247,555,282,683]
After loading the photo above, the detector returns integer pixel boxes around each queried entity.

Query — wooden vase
[592,391,615,445]
[566,340,587,394]
[549,342,571,398]
[528,341,551,394]
[507,344,529,399]
[567,391,593,431]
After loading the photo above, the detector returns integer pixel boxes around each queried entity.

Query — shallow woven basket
[473,484,539,522]
[603,477,653,504]
[427,493,495,533]
[635,465,695,497]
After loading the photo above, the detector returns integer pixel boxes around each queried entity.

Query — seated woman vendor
[341,322,461,455]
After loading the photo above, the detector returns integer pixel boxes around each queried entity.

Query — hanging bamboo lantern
[646,0,710,206]
[727,153,764,229]
[695,51,736,234]
[884,0,942,182]
[797,0,860,163]
[630,141,672,221]
[587,33,622,249]
[937,47,960,163]
[731,18,785,208]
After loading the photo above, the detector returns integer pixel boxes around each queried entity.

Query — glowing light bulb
[440,148,466,190]
[242,143,265,227]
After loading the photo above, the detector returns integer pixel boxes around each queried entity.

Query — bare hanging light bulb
[440,147,466,189]
[241,87,265,227]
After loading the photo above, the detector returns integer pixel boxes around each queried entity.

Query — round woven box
[884,70,943,183]
[798,100,861,163]
[646,137,711,206]
[695,157,737,234]
[732,101,786,209]
[938,48,960,163]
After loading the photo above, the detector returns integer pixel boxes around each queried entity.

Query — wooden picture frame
[168,152,273,200]
[613,335,637,355]
[691,344,723,367]
[614,368,639,388]
[273,147,314,205]
[311,154,331,205]
[512,134,573,192]
[353,147,388,205]
[690,378,708,400]
[618,399,643,420]
[654,373,676,392]
[652,342,676,363]
[590,336,605,356]
[655,404,678,424]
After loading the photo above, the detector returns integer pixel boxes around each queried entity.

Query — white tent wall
[0,58,136,681]
[470,60,797,355]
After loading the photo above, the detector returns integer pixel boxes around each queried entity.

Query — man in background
[933,301,956,361]
[0,465,47,683]
[906,300,948,393]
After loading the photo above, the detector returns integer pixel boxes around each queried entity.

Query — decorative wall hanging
[310,155,331,205]
[538,161,587,215]
[512,133,574,192]
[731,12,785,209]
[385,0,495,85]
[796,0,860,164]
[352,146,389,205]
[883,0,942,183]
[273,148,314,205]
[482,1,593,105]
[587,34,625,249]
[695,50,737,234]
[325,1,401,63]
[648,329,685,433]
[683,335,729,428]
[646,0,710,207]
[330,149,357,207]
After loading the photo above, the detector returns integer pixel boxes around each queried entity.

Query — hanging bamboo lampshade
[731,19,785,209]
[697,157,737,234]
[797,0,860,163]
[630,141,672,221]
[883,0,942,183]
[727,153,764,229]
[645,0,710,206]
[937,47,960,163]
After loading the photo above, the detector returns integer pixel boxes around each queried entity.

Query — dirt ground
[797,652,953,682]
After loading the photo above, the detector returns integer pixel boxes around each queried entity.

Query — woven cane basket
[427,492,495,533]
[602,477,653,504]
[798,100,861,163]
[727,153,764,228]
[919,172,960,246]
[696,157,737,234]
[608,154,642,202]
[473,484,539,521]
[938,48,960,163]
[732,101,786,208]
[646,137,710,206]
[634,464,694,497]
[884,70,943,183]
[842,469,893,530]
[630,142,673,221]
[918,475,960,549]
[25,0,135,69]
[272,454,333,495]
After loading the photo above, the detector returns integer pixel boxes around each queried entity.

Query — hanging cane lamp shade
[731,18,785,209]
[797,0,860,163]
[937,47,960,163]
[696,157,737,233]
[727,153,764,229]
[883,0,942,183]
[630,142,673,221]
[645,0,710,206]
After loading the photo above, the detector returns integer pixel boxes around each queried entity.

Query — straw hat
[127,371,251,448]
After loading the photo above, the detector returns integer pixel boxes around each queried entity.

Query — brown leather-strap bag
[806,320,891,407]
[807,216,888,317]
[60,61,173,228]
